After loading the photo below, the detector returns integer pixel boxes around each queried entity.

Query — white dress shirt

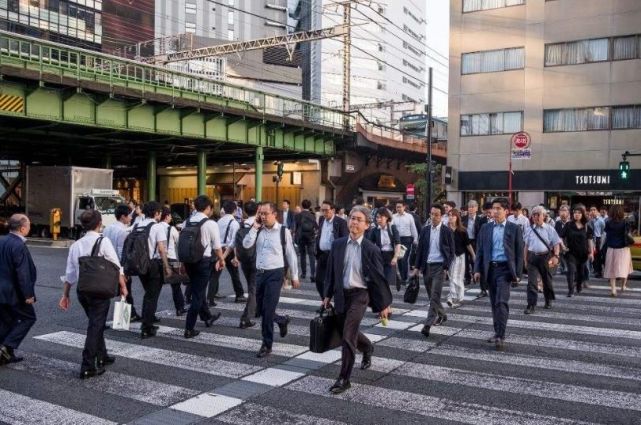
[102,221,130,261]
[427,223,444,263]
[343,235,366,289]
[319,217,335,252]
[188,212,222,258]
[136,218,167,260]
[379,225,393,252]
[159,222,179,260]
[218,214,240,248]
[64,231,122,285]
[242,222,299,280]
[508,214,530,235]
[392,212,418,243]
[466,215,477,240]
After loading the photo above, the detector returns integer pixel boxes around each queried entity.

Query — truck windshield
[94,197,124,214]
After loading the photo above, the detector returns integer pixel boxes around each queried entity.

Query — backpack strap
[91,236,103,257]
[280,225,288,269]
[223,219,232,246]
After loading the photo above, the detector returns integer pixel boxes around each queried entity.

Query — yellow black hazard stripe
[0,94,24,113]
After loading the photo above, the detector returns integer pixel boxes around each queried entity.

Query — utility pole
[425,67,433,219]
[342,1,351,128]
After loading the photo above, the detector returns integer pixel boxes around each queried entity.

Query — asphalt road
[1,245,641,424]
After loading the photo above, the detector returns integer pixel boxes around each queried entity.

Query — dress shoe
[361,347,373,370]
[544,301,552,309]
[214,293,226,299]
[239,319,256,329]
[420,325,430,338]
[446,300,453,308]
[130,313,142,322]
[329,378,351,394]
[524,305,535,315]
[153,316,161,324]
[256,344,272,358]
[300,274,306,279]
[567,292,573,298]
[278,315,291,338]
[140,327,157,339]
[0,345,12,366]
[184,329,200,339]
[176,308,187,317]
[204,312,221,327]
[479,290,488,298]
[434,316,447,326]
[487,335,499,343]
[310,277,315,283]
[495,338,506,352]
[98,355,115,367]
[208,300,217,307]
[396,280,401,292]
[80,367,106,379]
[235,295,248,303]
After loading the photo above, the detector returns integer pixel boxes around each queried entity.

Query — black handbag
[164,261,190,285]
[403,275,420,304]
[77,237,120,299]
[309,306,341,353]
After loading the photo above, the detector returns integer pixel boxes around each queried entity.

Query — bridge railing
[0,30,354,132]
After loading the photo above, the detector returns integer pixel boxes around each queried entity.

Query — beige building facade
[448,0,641,211]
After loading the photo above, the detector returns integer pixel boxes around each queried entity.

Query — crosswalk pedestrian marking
[242,368,305,387]
[169,392,242,418]
[216,402,348,425]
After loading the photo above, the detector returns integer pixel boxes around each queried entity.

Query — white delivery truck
[25,166,125,239]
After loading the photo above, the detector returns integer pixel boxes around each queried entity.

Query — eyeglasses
[258,211,273,216]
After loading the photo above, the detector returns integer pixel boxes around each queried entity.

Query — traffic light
[619,159,630,179]
[276,161,284,178]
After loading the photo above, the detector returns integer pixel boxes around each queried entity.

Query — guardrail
[0,29,353,131]
[355,115,447,156]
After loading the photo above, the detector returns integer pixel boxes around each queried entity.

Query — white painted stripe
[170,393,242,418]
[217,402,348,425]
[242,368,304,386]
[581,284,641,293]
[393,363,641,412]
[498,289,641,306]
[376,336,436,352]
[0,388,117,425]
[286,376,596,425]
[295,349,342,364]
[34,331,262,378]
[407,324,462,337]
[362,333,387,343]
[426,345,641,382]
[374,319,414,330]
[7,352,199,406]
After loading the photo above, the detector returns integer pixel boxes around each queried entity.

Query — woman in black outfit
[559,205,594,297]
[367,208,402,290]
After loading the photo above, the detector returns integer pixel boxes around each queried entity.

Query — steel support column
[104,153,112,169]
[147,151,157,201]
[255,146,264,202]
[197,150,207,196]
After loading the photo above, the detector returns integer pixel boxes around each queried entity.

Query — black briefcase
[77,237,120,299]
[309,307,341,353]
[403,275,420,304]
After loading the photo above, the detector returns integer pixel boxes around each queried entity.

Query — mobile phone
[255,216,262,225]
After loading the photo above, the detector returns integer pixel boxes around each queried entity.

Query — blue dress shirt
[491,221,507,262]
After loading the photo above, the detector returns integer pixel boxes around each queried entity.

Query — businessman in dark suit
[412,204,455,338]
[474,198,523,352]
[315,200,349,298]
[279,199,296,230]
[470,201,494,296]
[462,200,483,285]
[323,205,392,394]
[0,214,37,365]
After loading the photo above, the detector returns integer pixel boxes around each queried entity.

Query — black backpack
[177,218,208,264]
[300,212,316,235]
[234,222,259,266]
[121,222,154,276]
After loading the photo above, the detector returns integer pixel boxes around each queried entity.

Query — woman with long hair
[366,208,402,291]
[603,205,633,297]
[447,209,475,307]
[559,205,594,297]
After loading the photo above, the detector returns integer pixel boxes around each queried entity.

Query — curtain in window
[545,44,563,66]
[612,106,641,129]
[613,36,637,60]
[544,109,588,132]
[505,0,525,5]
[481,49,505,73]
[478,114,490,135]
[503,112,523,133]
[490,113,503,134]
[462,52,481,74]
[544,110,561,132]
[504,48,524,70]
[587,107,609,130]
[463,0,482,12]
[587,39,608,62]
[482,0,504,9]
[565,41,588,65]
[460,115,472,135]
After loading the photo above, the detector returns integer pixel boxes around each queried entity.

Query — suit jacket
[414,224,455,272]
[474,220,524,282]
[324,236,393,314]
[278,210,296,230]
[0,233,37,305]
[366,224,401,250]
[462,213,484,240]
[315,215,349,254]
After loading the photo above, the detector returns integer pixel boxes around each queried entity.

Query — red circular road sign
[511,132,531,149]
[406,183,415,195]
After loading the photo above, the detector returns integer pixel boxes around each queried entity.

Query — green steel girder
[0,80,336,156]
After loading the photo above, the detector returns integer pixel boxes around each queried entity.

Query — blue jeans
[256,268,287,348]
[184,257,214,331]
[487,262,512,339]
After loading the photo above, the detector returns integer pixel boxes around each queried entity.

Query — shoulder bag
[78,237,120,299]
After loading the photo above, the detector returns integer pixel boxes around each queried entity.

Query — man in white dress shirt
[392,201,418,283]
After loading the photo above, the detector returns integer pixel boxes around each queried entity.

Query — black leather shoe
[207,300,217,307]
[434,316,447,326]
[329,378,351,394]
[98,355,115,367]
[214,293,225,299]
[361,347,373,370]
[235,295,248,303]
[239,319,256,329]
[130,313,142,323]
[176,308,187,317]
[140,327,157,339]
[479,290,488,298]
[567,292,573,298]
[487,335,499,343]
[184,329,200,339]
[278,315,291,338]
[310,277,315,283]
[524,305,535,315]
[204,312,221,327]
[153,316,161,324]
[80,367,106,379]
[420,325,430,338]
[495,338,506,352]
[256,344,272,358]
[544,301,552,309]
[0,345,12,366]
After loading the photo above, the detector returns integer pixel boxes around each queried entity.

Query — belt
[344,287,367,293]
[256,267,284,275]
[427,262,443,265]
[528,251,549,256]
[490,261,508,267]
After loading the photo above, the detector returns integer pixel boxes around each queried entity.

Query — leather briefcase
[309,307,341,353]
[403,275,420,304]
[77,237,120,299]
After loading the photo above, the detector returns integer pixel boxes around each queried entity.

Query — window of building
[185,22,196,33]
[462,47,524,74]
[463,0,525,13]
[543,107,611,132]
[228,29,234,40]
[612,106,641,129]
[545,38,608,66]
[227,10,234,25]
[460,111,523,136]
[186,3,197,14]
[377,81,386,90]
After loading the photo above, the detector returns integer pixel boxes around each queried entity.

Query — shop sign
[377,175,396,189]
[345,164,355,173]
[511,149,531,160]
[603,198,624,206]
[575,175,611,185]
[406,183,415,200]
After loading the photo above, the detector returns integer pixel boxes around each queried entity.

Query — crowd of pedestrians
[0,194,635,394]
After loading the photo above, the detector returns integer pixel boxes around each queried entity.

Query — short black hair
[511,202,522,211]
[408,203,417,212]
[395,201,406,206]
[483,201,493,210]
[194,195,213,212]
[143,201,162,218]
[244,201,258,216]
[282,199,290,206]
[302,199,312,209]
[161,207,172,221]
[353,197,364,206]
[261,202,277,214]
[431,203,445,214]
[374,199,386,209]
[492,198,509,210]
[376,208,393,222]
[222,200,236,215]
[444,201,456,208]
[322,200,335,210]
[80,209,101,231]
[115,204,130,220]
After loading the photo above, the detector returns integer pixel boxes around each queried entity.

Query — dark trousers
[337,288,372,381]
[298,238,316,278]
[240,262,257,321]
[124,276,138,316]
[566,254,588,294]
[381,251,397,287]
[592,237,603,275]
[526,253,555,306]
[398,236,414,281]
[423,262,446,325]
[465,239,476,284]
[315,251,330,298]
[184,258,214,331]
[77,291,110,372]
[256,268,287,348]
[208,253,244,302]
[488,262,512,339]
[139,259,163,331]
[0,303,36,350]
[170,283,185,311]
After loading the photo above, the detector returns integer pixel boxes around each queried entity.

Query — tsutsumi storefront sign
[575,175,611,185]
